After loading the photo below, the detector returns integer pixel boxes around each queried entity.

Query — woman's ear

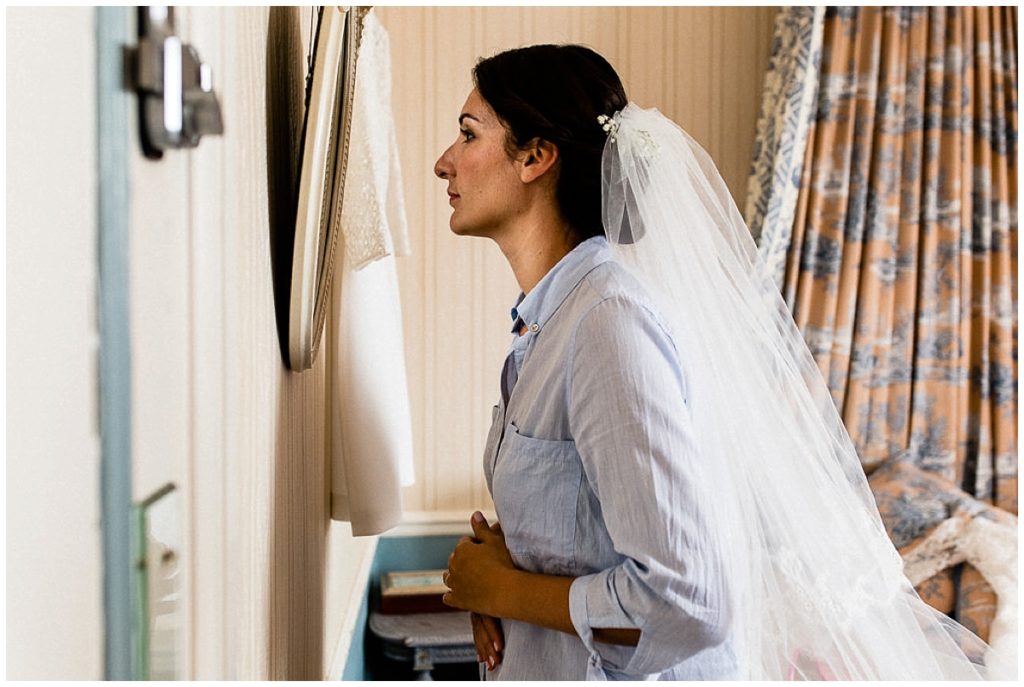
[516,138,559,184]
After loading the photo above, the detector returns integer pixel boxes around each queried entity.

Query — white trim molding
[384,510,500,538]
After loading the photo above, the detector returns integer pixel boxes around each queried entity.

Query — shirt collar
[509,235,611,335]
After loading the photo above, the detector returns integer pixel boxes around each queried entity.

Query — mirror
[288,6,367,371]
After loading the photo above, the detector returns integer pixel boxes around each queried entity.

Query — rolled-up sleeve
[566,296,732,676]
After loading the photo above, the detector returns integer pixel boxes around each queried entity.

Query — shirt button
[529,323,540,333]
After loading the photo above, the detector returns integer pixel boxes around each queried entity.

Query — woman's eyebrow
[458,113,482,126]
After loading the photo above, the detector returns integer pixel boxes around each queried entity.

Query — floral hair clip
[597,113,619,142]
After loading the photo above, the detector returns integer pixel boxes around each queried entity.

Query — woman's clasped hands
[443,511,514,671]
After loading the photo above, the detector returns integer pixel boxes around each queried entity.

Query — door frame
[96,5,137,680]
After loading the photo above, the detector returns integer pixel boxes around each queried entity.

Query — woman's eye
[460,128,475,142]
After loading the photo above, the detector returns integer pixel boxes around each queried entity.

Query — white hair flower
[597,113,620,142]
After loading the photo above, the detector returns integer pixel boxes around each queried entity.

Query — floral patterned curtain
[750,6,1017,640]
[745,7,826,280]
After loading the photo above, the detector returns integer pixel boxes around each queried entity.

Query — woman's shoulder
[573,260,670,328]
[565,260,688,398]
[566,260,680,355]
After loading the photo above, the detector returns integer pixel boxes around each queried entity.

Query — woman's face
[434,89,525,238]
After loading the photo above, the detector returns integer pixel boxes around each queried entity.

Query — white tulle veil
[599,103,1008,680]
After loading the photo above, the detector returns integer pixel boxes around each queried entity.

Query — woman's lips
[448,193,459,205]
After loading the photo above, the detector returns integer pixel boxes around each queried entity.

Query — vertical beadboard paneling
[433,7,471,512]
[388,5,424,511]
[375,7,777,515]
[721,9,745,198]
[530,6,570,44]
[467,7,488,511]
[232,7,327,679]
[661,6,673,117]
[185,6,376,679]
[222,8,270,676]
[687,8,715,151]
[628,9,662,107]
[425,7,441,510]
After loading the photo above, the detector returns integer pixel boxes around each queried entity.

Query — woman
[434,45,733,681]
[434,45,1001,681]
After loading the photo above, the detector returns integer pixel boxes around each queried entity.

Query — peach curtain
[776,7,1017,638]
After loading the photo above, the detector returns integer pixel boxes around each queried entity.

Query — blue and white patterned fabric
[744,6,825,288]
[482,236,736,681]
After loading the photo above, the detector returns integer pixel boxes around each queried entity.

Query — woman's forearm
[444,514,639,647]
[496,568,575,634]
[496,568,640,647]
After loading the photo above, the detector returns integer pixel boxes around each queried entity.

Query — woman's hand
[471,612,505,671]
[443,512,515,619]
[444,513,509,670]
[444,512,641,659]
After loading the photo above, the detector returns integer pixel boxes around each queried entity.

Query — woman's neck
[497,216,577,296]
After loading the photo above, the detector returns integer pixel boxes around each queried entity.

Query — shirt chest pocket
[492,423,581,576]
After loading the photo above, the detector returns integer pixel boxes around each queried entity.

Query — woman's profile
[434,44,1003,681]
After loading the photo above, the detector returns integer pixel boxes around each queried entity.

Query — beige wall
[171,7,377,680]
[6,7,104,680]
[376,6,779,514]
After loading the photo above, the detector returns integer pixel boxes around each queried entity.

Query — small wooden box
[379,569,455,615]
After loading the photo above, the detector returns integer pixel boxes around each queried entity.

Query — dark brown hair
[472,44,628,243]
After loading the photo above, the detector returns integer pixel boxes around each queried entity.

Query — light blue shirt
[483,236,737,680]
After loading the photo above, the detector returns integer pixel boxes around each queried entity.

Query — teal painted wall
[341,535,461,680]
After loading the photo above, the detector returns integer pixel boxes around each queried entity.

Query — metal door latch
[125,6,223,159]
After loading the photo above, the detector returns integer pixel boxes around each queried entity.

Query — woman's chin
[448,215,498,240]
[449,219,479,237]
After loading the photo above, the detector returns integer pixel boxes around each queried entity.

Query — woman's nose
[434,147,453,180]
